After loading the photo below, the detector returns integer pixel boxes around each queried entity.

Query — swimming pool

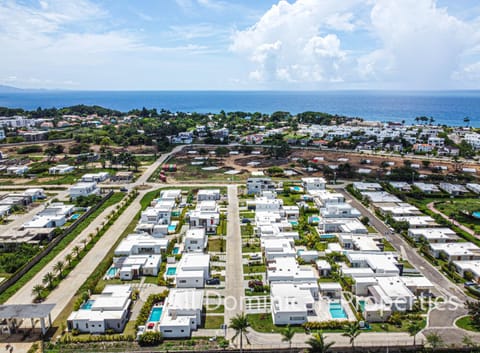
[107,267,118,277]
[148,307,163,322]
[320,234,336,239]
[166,267,177,276]
[290,221,299,226]
[359,300,365,312]
[168,225,177,232]
[81,300,95,310]
[473,211,480,219]
[172,247,180,255]
[329,302,347,319]
[310,216,320,223]
[70,214,80,220]
[291,186,303,192]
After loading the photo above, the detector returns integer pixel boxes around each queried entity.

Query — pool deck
[307,297,356,322]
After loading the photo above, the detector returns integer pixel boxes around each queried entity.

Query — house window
[181,329,184,333]
[164,330,172,333]
[179,280,186,283]
[86,323,88,328]
[117,323,120,328]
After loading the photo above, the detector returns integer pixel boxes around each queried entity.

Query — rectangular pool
[329,302,347,319]
[81,300,95,310]
[166,267,177,276]
[148,307,163,322]
[70,214,81,220]
[107,267,118,277]
[168,225,177,232]
[172,247,180,255]
[320,234,336,239]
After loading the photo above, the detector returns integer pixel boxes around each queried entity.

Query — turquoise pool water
[166,267,177,275]
[310,216,320,223]
[291,186,303,192]
[320,234,335,239]
[148,307,163,322]
[329,302,347,319]
[473,211,480,219]
[172,247,180,254]
[81,300,95,310]
[290,221,298,226]
[107,267,118,277]
[71,214,80,220]
[168,225,177,232]
[359,300,365,312]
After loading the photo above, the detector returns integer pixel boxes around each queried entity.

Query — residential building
[69,182,100,200]
[247,177,275,195]
[266,257,316,283]
[439,183,468,196]
[6,166,29,175]
[175,253,210,288]
[197,189,221,201]
[114,233,169,256]
[49,165,74,175]
[270,282,318,325]
[414,182,440,194]
[408,228,459,243]
[184,228,207,252]
[187,201,220,234]
[116,255,162,280]
[81,172,109,183]
[67,285,131,333]
[429,242,480,261]
[301,177,326,192]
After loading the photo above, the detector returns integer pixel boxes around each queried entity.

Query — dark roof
[0,304,55,319]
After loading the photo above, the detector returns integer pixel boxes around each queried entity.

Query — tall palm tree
[407,320,423,347]
[53,261,64,278]
[342,322,361,352]
[32,284,44,301]
[65,253,73,268]
[306,331,334,353]
[281,325,295,351]
[72,245,81,259]
[230,313,250,353]
[426,332,444,351]
[42,272,55,290]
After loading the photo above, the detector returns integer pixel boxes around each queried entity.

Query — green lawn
[203,315,224,329]
[456,316,480,332]
[242,264,266,273]
[247,314,305,333]
[435,198,480,233]
[206,305,225,314]
[369,318,426,333]
[208,238,226,252]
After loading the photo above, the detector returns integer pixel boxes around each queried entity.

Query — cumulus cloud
[232,0,480,88]
[231,0,360,83]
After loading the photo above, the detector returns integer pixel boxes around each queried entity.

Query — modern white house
[187,201,220,234]
[413,182,440,194]
[361,192,402,204]
[140,199,176,225]
[49,164,74,175]
[115,255,162,280]
[466,183,480,194]
[338,234,382,252]
[247,177,275,195]
[197,189,221,201]
[23,188,46,201]
[184,228,207,252]
[429,242,480,262]
[320,203,361,218]
[353,182,382,192]
[175,253,210,288]
[114,233,169,256]
[81,172,109,182]
[392,216,438,228]
[159,288,204,338]
[301,177,326,192]
[453,260,480,281]
[438,183,468,196]
[159,189,182,202]
[270,282,318,325]
[6,166,29,175]
[67,285,132,333]
[266,257,317,283]
[346,252,401,275]
[263,238,296,260]
[408,228,459,243]
[69,182,100,200]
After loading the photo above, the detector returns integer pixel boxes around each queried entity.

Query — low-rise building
[69,182,100,200]
[301,177,326,192]
[353,182,382,192]
[187,201,220,234]
[175,253,210,288]
[247,177,275,195]
[49,164,75,175]
[197,189,221,201]
[116,255,162,280]
[270,282,318,325]
[67,285,131,333]
[81,172,109,183]
[6,166,29,175]
[184,228,207,252]
[408,228,459,243]
[429,242,480,261]
[413,182,439,194]
[439,183,468,196]
[453,260,480,281]
[266,257,316,283]
[361,192,402,203]
[466,183,480,194]
[114,233,169,256]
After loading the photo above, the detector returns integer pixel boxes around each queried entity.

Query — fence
[0,191,113,295]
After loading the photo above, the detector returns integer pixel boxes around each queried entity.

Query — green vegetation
[247,314,304,333]
[207,238,226,252]
[0,243,40,274]
[435,198,480,232]
[135,291,169,329]
[203,315,224,329]
[456,316,480,332]
[0,193,125,304]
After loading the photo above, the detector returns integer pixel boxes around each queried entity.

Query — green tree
[42,272,55,290]
[342,322,361,352]
[65,253,73,268]
[426,332,444,351]
[281,325,295,352]
[72,245,81,259]
[32,284,45,301]
[465,301,480,327]
[138,331,163,346]
[407,320,423,347]
[306,331,334,353]
[53,261,65,279]
[230,312,250,353]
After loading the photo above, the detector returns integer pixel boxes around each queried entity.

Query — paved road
[224,185,244,331]
[340,189,469,333]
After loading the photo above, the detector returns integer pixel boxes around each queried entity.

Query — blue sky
[1,0,480,90]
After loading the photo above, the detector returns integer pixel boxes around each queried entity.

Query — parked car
[249,254,261,261]
[206,278,220,285]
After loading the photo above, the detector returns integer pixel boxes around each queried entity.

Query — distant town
[0,106,479,353]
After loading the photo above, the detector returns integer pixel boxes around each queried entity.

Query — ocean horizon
[0,90,479,127]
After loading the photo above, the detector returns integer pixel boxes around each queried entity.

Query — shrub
[135,291,169,328]
[138,331,163,346]
[303,320,350,330]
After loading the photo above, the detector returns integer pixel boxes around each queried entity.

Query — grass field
[435,198,480,232]
[456,316,480,332]
[203,315,224,329]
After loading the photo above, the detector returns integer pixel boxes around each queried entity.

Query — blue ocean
[0,90,479,127]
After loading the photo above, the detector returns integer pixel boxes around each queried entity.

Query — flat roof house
[67,285,131,334]
[159,288,203,338]
[266,257,316,283]
[184,228,207,253]
[413,182,439,194]
[247,177,275,195]
[81,172,109,182]
[408,228,459,243]
[270,282,318,325]
[439,183,468,196]
[197,189,221,201]
[69,182,100,200]
[429,242,480,262]
[175,253,210,288]
[301,177,326,192]
[114,233,169,256]
[49,164,74,175]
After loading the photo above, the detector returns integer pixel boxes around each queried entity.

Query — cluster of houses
[245,177,434,326]
[67,188,222,338]
[68,173,109,200]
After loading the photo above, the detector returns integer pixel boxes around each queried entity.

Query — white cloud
[231,0,359,84]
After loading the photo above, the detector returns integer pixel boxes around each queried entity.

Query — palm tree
[426,332,444,351]
[281,325,295,351]
[72,245,81,259]
[32,284,44,301]
[230,313,250,353]
[407,320,423,347]
[53,261,65,278]
[342,322,361,352]
[42,272,55,290]
[306,331,334,353]
[65,253,73,268]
